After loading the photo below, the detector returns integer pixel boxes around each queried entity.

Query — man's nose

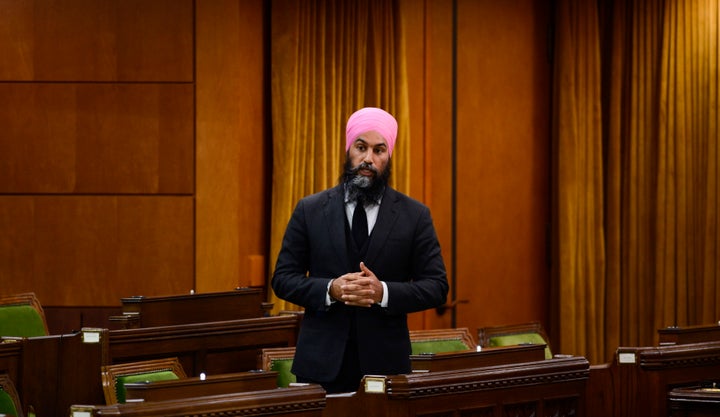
[362,151,373,164]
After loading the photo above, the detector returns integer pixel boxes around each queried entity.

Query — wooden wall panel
[195,0,269,292]
[0,0,193,81]
[0,196,193,306]
[455,0,551,330]
[0,83,194,194]
[403,0,455,330]
[0,0,196,314]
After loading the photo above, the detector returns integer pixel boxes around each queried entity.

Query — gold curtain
[552,0,606,363]
[555,0,720,364]
[269,0,410,313]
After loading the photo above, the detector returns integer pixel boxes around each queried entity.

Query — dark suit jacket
[271,185,448,382]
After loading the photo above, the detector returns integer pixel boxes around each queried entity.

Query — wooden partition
[658,324,720,345]
[4,329,109,417]
[324,356,589,417]
[410,343,546,372]
[109,315,300,375]
[124,370,279,403]
[3,315,300,416]
[71,384,326,417]
[668,385,720,417]
[0,340,23,386]
[585,341,720,417]
[110,288,272,329]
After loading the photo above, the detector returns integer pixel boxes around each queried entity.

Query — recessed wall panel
[0,83,194,194]
[0,0,193,81]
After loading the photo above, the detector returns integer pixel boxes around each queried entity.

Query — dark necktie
[352,196,368,249]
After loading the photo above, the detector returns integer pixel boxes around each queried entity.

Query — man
[271,107,448,393]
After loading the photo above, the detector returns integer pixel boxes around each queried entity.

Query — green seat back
[411,339,470,355]
[0,386,19,416]
[0,305,47,337]
[270,358,296,388]
[488,333,552,359]
[115,370,180,403]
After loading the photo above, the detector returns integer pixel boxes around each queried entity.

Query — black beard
[339,157,391,203]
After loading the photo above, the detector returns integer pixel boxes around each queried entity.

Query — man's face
[347,130,390,184]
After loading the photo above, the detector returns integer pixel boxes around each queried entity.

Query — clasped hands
[329,262,383,307]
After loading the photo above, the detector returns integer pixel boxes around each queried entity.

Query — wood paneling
[403,0,455,330]
[455,0,551,329]
[0,196,194,306]
[195,0,269,292]
[0,0,193,81]
[0,83,194,194]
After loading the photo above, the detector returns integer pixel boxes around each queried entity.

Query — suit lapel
[365,188,399,266]
[323,186,349,265]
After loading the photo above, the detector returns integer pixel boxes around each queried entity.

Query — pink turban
[345,107,398,156]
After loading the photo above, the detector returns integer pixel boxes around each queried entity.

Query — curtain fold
[552,0,606,362]
[555,0,720,364]
[269,0,410,313]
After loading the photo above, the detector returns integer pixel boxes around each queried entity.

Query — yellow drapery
[269,0,410,313]
[554,0,720,364]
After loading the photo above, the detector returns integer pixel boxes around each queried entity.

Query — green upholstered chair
[0,374,23,417]
[101,357,187,404]
[409,328,477,354]
[0,293,49,338]
[260,347,297,387]
[477,321,553,359]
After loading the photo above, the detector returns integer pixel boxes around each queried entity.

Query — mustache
[351,162,378,175]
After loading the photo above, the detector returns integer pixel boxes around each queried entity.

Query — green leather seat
[269,357,297,388]
[410,338,471,354]
[115,370,180,403]
[0,293,49,338]
[487,332,552,359]
[478,322,553,359]
[0,387,19,417]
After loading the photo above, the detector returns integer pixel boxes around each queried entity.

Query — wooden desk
[586,341,720,417]
[71,383,326,417]
[324,356,589,417]
[110,288,272,329]
[0,339,23,386]
[124,370,279,402]
[8,329,108,417]
[659,324,720,345]
[410,343,547,372]
[669,385,720,417]
[109,315,300,375]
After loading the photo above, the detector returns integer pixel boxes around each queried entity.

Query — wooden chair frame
[101,357,187,404]
[477,321,551,356]
[0,292,49,336]
[409,327,477,351]
[259,346,297,372]
[0,374,23,417]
